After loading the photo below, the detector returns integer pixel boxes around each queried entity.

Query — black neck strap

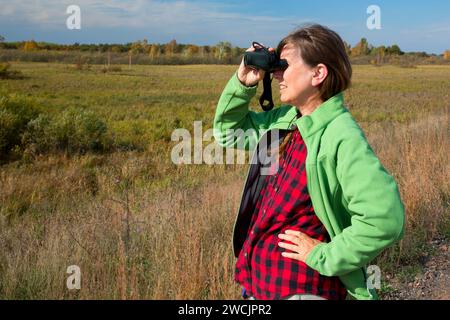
[259,72,274,111]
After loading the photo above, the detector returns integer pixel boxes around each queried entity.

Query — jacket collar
[293,92,348,138]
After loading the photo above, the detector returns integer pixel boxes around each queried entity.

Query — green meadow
[0,62,449,299]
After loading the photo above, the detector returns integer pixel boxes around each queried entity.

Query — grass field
[0,62,449,299]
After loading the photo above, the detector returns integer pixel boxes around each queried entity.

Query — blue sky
[1,0,449,53]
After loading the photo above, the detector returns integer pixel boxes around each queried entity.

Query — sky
[0,0,449,54]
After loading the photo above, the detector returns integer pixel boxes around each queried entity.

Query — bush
[0,95,40,160]
[0,93,114,161]
[21,114,53,154]
[24,108,112,155]
[0,108,18,155]
[0,62,23,79]
[0,62,10,75]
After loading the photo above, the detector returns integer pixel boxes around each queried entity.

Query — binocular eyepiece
[243,42,288,111]
[244,42,288,73]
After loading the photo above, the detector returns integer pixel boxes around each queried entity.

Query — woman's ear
[312,63,328,87]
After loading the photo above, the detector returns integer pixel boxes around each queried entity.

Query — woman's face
[273,44,319,107]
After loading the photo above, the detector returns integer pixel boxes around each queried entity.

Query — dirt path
[382,236,449,300]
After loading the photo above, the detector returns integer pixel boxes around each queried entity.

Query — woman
[213,24,405,300]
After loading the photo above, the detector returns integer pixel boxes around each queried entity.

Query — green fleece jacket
[213,73,405,300]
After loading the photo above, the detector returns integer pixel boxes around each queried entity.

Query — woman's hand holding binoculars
[237,45,275,87]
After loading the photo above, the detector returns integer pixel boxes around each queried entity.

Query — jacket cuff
[231,72,258,97]
[305,242,326,273]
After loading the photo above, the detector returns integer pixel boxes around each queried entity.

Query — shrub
[0,95,40,160]
[24,108,112,155]
[21,114,53,154]
[0,62,10,75]
[0,93,116,161]
[0,108,18,155]
[0,62,23,79]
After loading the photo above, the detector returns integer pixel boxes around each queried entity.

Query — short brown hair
[277,24,352,101]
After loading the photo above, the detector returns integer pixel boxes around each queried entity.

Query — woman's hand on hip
[277,230,323,263]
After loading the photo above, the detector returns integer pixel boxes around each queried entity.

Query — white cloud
[0,0,309,29]
[0,0,315,45]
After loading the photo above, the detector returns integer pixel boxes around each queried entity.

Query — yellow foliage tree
[149,44,161,59]
[351,38,370,56]
[165,39,178,56]
[111,46,122,53]
[444,50,450,60]
[23,40,38,51]
[185,45,199,57]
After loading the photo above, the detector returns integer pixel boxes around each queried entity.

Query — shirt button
[251,231,254,235]
[244,253,248,258]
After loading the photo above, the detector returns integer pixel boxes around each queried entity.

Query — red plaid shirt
[235,128,347,300]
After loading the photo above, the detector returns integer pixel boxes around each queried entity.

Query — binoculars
[243,42,288,111]
[244,42,288,73]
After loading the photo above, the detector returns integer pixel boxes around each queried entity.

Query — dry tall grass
[368,108,449,266]
[0,154,247,299]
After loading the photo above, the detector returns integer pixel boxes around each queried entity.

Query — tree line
[0,35,448,64]
[0,37,245,61]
